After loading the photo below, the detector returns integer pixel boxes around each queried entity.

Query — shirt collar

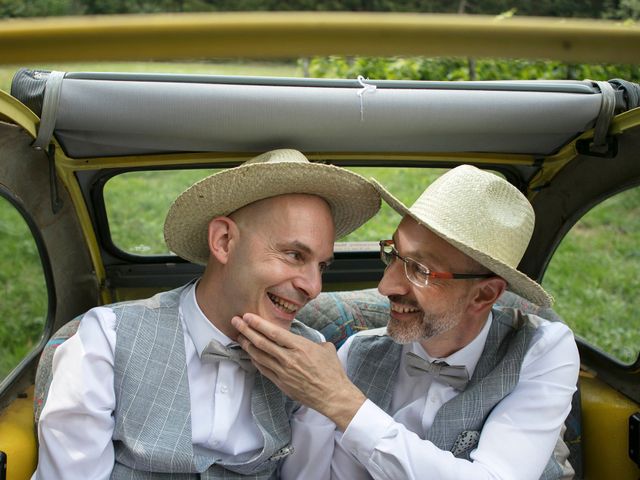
[410,311,493,379]
[180,281,235,357]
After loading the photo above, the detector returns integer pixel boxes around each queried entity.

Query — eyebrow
[283,240,334,264]
[391,234,438,266]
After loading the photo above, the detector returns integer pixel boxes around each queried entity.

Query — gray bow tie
[405,351,469,391]
[201,339,256,373]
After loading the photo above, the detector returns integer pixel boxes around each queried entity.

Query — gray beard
[387,300,464,344]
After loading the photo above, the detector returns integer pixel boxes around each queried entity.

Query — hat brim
[372,179,552,307]
[164,162,380,265]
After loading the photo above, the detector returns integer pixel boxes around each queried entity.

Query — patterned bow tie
[404,351,469,391]
[200,339,256,373]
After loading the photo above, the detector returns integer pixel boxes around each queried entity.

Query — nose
[293,264,323,300]
[378,257,410,297]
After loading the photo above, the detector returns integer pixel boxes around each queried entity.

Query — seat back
[33,318,80,426]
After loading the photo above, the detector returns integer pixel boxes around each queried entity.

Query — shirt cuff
[339,399,395,464]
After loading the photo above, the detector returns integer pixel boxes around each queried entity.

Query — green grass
[0,198,48,379]
[543,188,640,363]
[0,60,301,94]
[104,167,445,254]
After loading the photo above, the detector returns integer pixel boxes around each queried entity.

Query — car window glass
[0,195,48,380]
[103,167,449,255]
[104,169,222,255]
[542,186,640,364]
[341,167,449,246]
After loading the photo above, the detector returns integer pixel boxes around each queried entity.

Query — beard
[387,295,466,344]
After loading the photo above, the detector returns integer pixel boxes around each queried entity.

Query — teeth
[268,293,298,314]
[391,303,420,314]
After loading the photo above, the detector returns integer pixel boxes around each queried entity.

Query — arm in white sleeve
[281,330,335,480]
[280,406,336,480]
[331,337,377,480]
[33,307,117,480]
[333,322,580,480]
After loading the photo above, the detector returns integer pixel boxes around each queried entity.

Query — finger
[237,332,295,376]
[232,316,281,356]
[240,343,286,380]
[321,341,337,354]
[252,362,278,383]
[237,333,278,366]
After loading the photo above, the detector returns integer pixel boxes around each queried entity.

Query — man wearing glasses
[234,165,580,480]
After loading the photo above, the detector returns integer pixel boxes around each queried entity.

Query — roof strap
[589,80,616,154]
[32,71,65,151]
[609,78,640,110]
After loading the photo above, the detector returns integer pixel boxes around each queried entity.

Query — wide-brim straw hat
[164,149,380,265]
[372,165,552,307]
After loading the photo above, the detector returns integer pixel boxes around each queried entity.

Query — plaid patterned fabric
[34,318,81,426]
[35,288,580,478]
[36,286,321,479]
[344,306,571,479]
[296,289,389,348]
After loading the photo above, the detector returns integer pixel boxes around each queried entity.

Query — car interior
[0,12,639,480]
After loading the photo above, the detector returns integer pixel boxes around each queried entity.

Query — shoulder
[107,286,188,326]
[110,286,186,315]
[290,319,324,343]
[344,327,399,361]
[341,327,391,349]
[518,313,580,373]
[526,313,577,351]
[353,326,388,337]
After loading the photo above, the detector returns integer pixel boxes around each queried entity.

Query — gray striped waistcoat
[346,306,568,480]
[110,285,322,479]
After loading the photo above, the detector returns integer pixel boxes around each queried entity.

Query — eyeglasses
[379,240,494,288]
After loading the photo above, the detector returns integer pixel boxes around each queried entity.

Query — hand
[232,313,366,431]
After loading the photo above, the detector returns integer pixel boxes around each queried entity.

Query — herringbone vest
[346,306,568,480]
[110,286,321,479]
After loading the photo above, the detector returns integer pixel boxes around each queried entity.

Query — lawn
[0,60,301,94]
[0,197,48,378]
[542,188,640,363]
[0,61,638,381]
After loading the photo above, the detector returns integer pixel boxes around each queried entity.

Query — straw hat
[372,165,552,307]
[164,149,380,265]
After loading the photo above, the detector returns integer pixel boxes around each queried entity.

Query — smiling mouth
[390,302,421,314]
[267,292,299,314]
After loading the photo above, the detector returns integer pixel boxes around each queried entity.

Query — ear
[207,216,239,265]
[467,277,507,315]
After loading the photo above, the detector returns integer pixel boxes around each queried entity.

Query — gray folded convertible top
[10,69,639,159]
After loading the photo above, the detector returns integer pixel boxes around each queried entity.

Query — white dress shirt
[283,312,580,480]
[33,283,265,479]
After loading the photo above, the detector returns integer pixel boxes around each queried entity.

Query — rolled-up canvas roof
[11,69,630,158]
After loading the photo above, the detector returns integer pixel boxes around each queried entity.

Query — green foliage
[0,0,78,17]
[604,0,640,20]
[0,61,301,93]
[307,56,640,83]
[0,0,630,18]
